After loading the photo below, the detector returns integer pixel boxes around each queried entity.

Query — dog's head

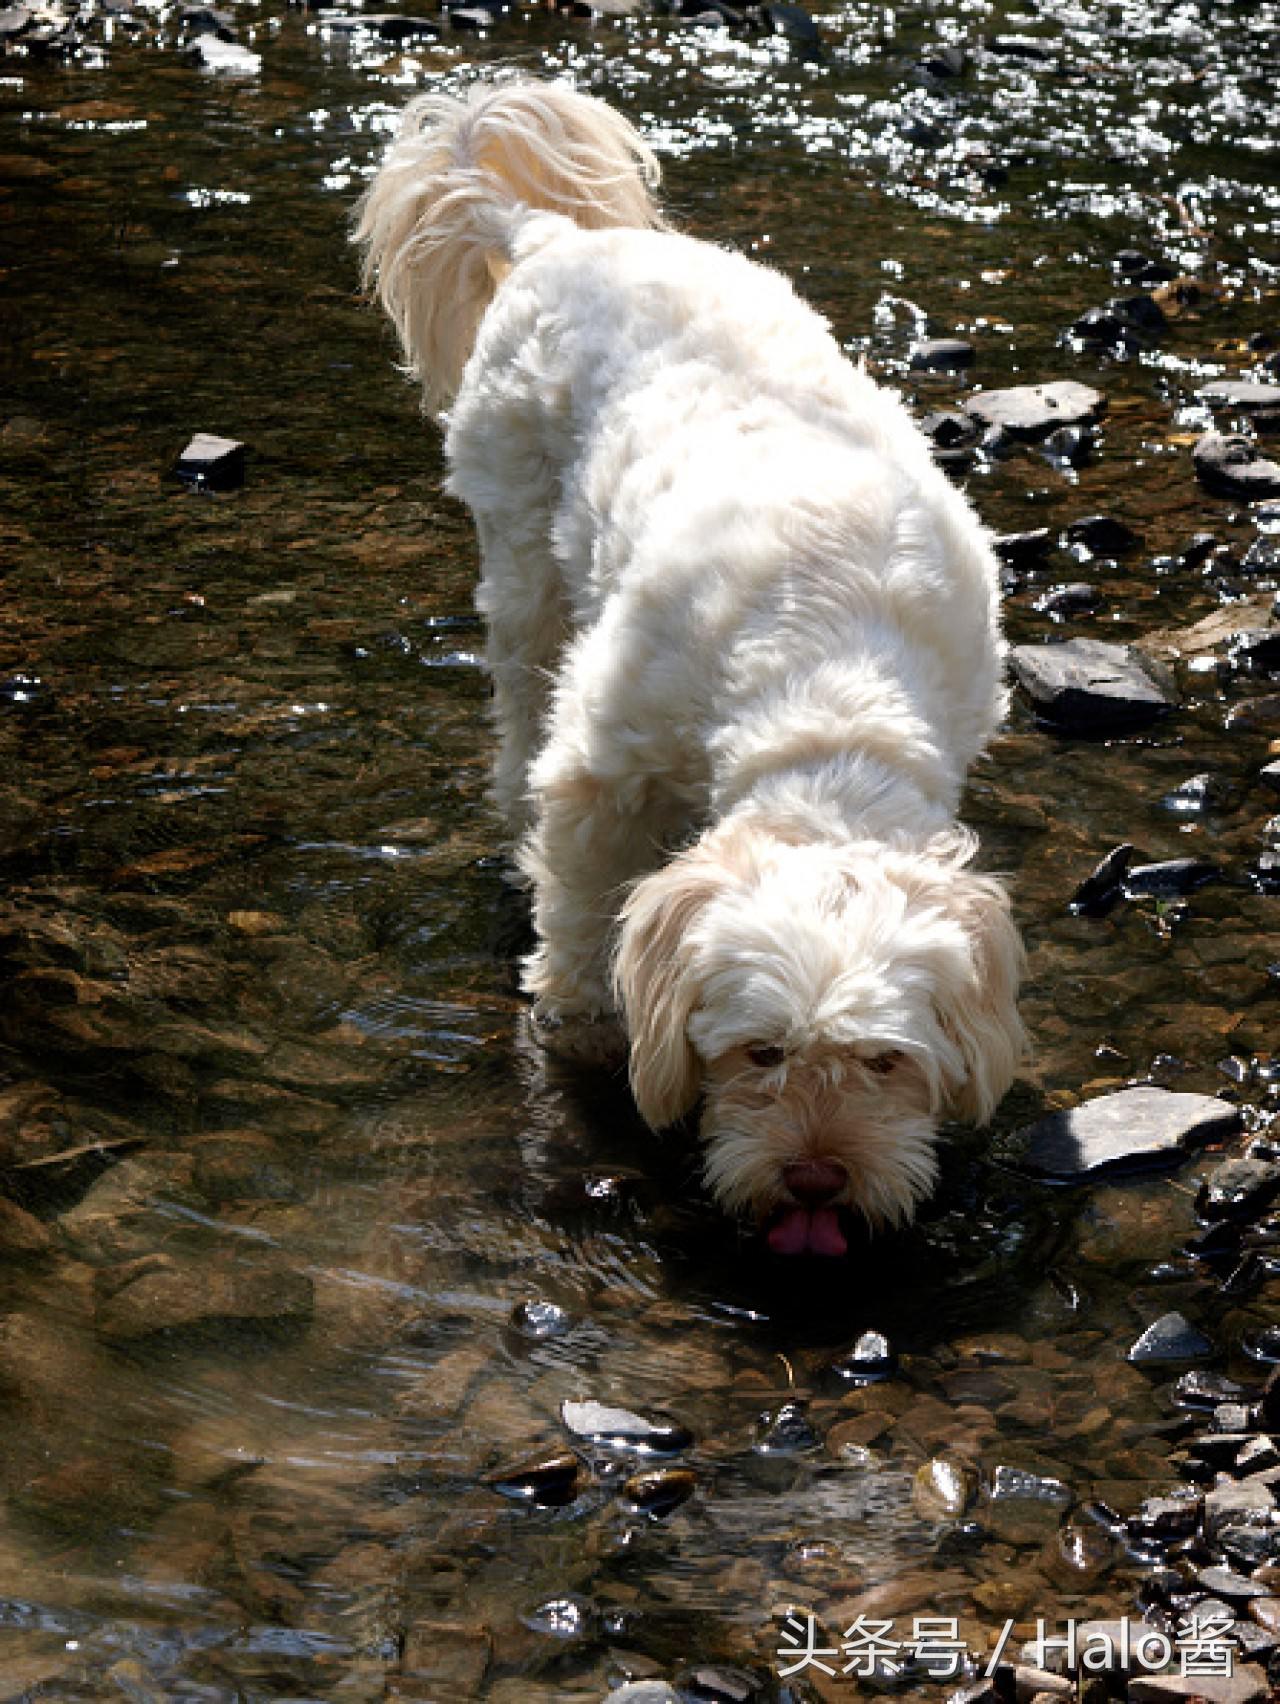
[612,822,1024,1255]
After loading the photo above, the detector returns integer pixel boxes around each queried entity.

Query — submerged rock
[754,1398,820,1455]
[1122,858,1220,899]
[621,1466,696,1518]
[910,338,975,372]
[486,1450,583,1506]
[94,1250,313,1342]
[1197,1158,1280,1224]
[1009,638,1175,732]
[1019,1086,1242,1180]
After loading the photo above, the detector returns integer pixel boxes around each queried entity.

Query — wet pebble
[1160,773,1231,816]
[1241,1327,1280,1364]
[509,1298,574,1341]
[673,1666,760,1703]
[754,1398,820,1455]
[994,527,1054,566]
[1173,1371,1258,1410]
[828,1329,896,1384]
[1068,842,1133,915]
[1041,424,1095,467]
[920,409,979,448]
[1035,582,1098,619]
[486,1450,584,1507]
[620,1466,696,1518]
[520,1595,592,1637]
[1127,1311,1213,1365]
[561,1398,692,1456]
[913,1452,978,1518]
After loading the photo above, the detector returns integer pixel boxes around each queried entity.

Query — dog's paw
[530,1003,628,1070]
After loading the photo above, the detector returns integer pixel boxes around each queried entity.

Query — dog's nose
[783,1158,848,1206]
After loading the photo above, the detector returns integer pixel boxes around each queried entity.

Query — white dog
[355,79,1025,1256]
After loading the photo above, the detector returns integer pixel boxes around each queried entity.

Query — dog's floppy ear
[933,861,1026,1125]
[612,847,730,1130]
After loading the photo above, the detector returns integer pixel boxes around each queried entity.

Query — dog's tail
[353,80,666,412]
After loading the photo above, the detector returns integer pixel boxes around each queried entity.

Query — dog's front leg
[518,765,667,1070]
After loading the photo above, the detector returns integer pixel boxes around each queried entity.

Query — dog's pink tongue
[767,1207,848,1257]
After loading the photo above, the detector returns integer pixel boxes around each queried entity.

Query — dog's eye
[865,1050,904,1075]
[746,1044,786,1069]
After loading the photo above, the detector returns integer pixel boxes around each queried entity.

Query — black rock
[1035,582,1099,619]
[1122,859,1220,899]
[1180,533,1223,571]
[1262,760,1280,794]
[621,1466,696,1518]
[1194,433,1280,500]
[919,43,966,77]
[964,380,1106,442]
[486,1450,584,1506]
[993,528,1053,566]
[1241,536,1280,575]
[1197,1159,1280,1225]
[1020,1086,1242,1181]
[1127,1311,1214,1365]
[1067,842,1133,915]
[920,410,979,449]
[754,1398,820,1455]
[1008,638,1175,732]
[1065,514,1140,555]
[1241,1327,1280,1364]
[1128,1494,1202,1540]
[1065,305,1144,356]
[1041,425,1094,467]
[1160,773,1232,817]
[752,2,819,41]
[174,432,245,491]
[1114,249,1177,285]
[1183,1219,1242,1260]
[910,338,976,372]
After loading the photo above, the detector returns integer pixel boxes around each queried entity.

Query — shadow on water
[1,0,1280,1692]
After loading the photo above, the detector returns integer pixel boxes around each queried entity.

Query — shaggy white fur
[355,78,1026,1254]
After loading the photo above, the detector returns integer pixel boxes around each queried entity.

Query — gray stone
[964,380,1105,441]
[1127,1311,1213,1364]
[608,1687,678,1704]
[1020,1087,1241,1180]
[1204,1478,1276,1532]
[1009,639,1175,731]
[174,431,246,487]
[1194,433,1280,500]
[1198,380,1280,413]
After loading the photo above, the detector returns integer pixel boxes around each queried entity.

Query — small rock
[508,1298,574,1341]
[1122,858,1220,899]
[829,1329,896,1384]
[1127,1311,1213,1364]
[520,1595,591,1637]
[486,1451,583,1506]
[1242,1326,1280,1364]
[920,410,979,449]
[672,1666,760,1703]
[1035,582,1099,619]
[1194,433,1280,501]
[910,338,975,372]
[1160,773,1231,816]
[993,528,1054,566]
[1065,514,1140,555]
[621,1466,696,1518]
[1067,842,1133,915]
[1197,1158,1280,1224]
[1041,425,1094,467]
[752,2,820,42]
[913,1453,978,1518]
[1009,639,1175,732]
[755,1399,820,1455]
[1128,1667,1269,1704]
[1173,1371,1257,1410]
[174,431,246,489]
[560,1399,692,1456]
[964,380,1106,442]
[184,33,261,72]
[1020,1087,1240,1181]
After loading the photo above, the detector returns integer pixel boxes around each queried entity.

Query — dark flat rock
[964,380,1105,441]
[1020,1086,1242,1180]
[1128,1310,1214,1365]
[1009,638,1175,731]
[1068,841,1132,915]
[993,527,1053,565]
[1194,432,1280,500]
[175,431,245,488]
[1122,858,1220,899]
[1065,514,1140,555]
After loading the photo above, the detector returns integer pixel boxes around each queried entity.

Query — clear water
[1,0,1279,1694]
